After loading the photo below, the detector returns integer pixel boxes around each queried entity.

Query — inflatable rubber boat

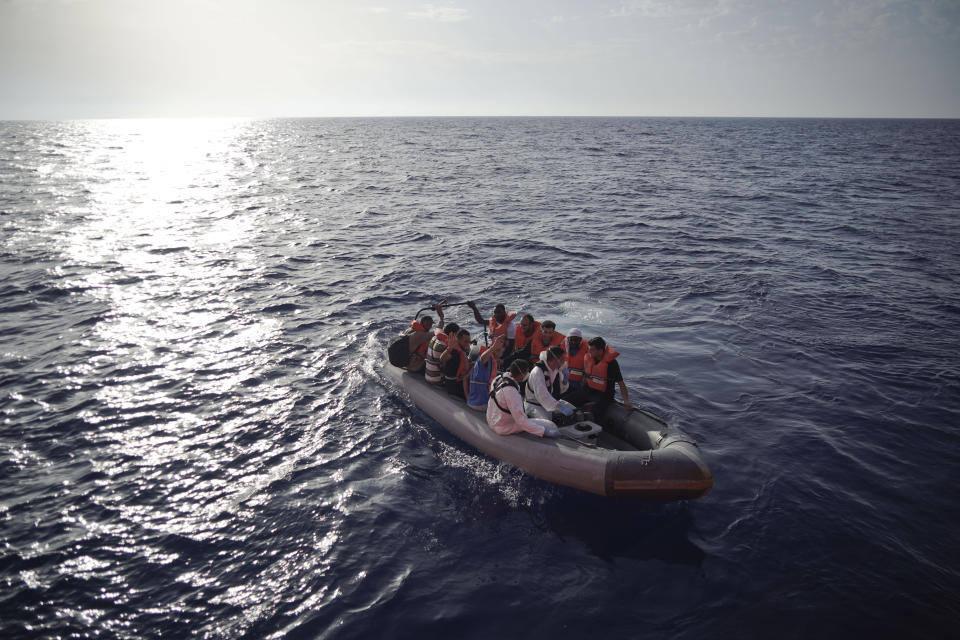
[385,362,713,500]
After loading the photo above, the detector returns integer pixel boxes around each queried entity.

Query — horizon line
[3,113,959,123]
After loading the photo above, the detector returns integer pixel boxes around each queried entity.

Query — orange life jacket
[514,321,541,352]
[529,330,565,362]
[584,344,620,392]
[445,341,471,380]
[409,320,429,356]
[489,312,517,339]
[566,338,587,382]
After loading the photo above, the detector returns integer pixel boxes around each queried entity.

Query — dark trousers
[445,378,466,400]
[565,387,614,421]
[501,344,531,370]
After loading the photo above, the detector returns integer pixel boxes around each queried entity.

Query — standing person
[525,346,576,420]
[487,360,560,438]
[567,336,634,418]
[467,335,505,410]
[442,329,473,399]
[564,328,588,391]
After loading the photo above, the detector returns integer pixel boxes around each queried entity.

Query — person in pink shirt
[486,360,560,438]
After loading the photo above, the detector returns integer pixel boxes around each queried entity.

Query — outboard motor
[550,408,595,426]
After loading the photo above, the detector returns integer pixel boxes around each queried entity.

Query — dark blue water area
[1,117,958,638]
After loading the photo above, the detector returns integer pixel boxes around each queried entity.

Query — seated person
[528,320,565,363]
[525,346,575,420]
[486,360,560,438]
[404,315,434,372]
[424,322,459,385]
[504,313,541,367]
[564,328,587,390]
[467,335,505,411]
[441,329,473,400]
[566,336,634,418]
[487,303,517,358]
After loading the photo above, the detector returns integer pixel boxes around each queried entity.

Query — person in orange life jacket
[563,328,587,391]
[504,313,541,368]
[528,320,565,363]
[403,315,434,372]
[525,346,576,421]
[487,303,517,357]
[442,329,473,400]
[566,336,634,418]
[424,297,482,382]
[487,360,560,438]
[424,321,460,384]
[470,303,516,359]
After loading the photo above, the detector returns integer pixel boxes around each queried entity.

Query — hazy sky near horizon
[1,0,958,119]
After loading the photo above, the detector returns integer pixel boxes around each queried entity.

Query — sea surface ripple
[1,117,958,638]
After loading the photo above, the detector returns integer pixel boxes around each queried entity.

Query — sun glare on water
[50,118,304,538]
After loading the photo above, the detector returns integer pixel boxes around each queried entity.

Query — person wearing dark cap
[487,360,560,438]
[525,346,576,420]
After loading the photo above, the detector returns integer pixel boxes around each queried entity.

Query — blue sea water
[0,117,958,639]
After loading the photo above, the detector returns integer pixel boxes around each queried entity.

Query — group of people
[399,301,634,439]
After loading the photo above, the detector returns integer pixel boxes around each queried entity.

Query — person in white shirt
[486,360,560,438]
[525,346,576,421]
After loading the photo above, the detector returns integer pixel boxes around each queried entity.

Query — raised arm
[618,380,634,411]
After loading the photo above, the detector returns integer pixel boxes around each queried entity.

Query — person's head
[508,359,532,381]
[588,336,606,360]
[520,313,535,335]
[493,303,507,323]
[445,322,460,336]
[546,346,564,369]
[568,328,582,350]
[491,334,506,357]
[456,329,471,351]
[541,320,556,343]
[420,316,434,331]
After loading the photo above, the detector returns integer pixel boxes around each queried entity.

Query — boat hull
[386,363,713,500]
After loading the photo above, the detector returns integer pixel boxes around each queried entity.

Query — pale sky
[1,0,958,119]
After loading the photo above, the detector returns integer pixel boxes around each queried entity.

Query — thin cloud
[408,4,469,23]
[611,0,726,19]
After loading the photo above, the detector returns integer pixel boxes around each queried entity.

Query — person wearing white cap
[564,328,588,391]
